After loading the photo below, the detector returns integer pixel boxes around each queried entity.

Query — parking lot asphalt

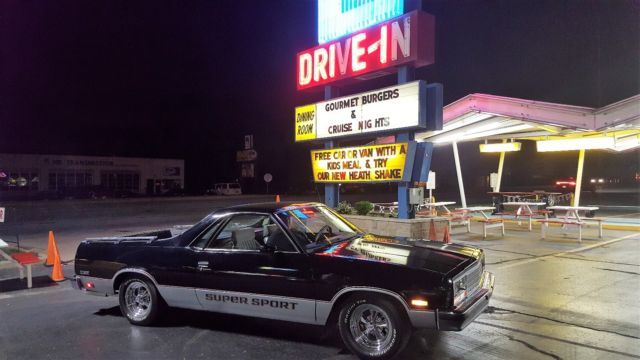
[1,197,639,359]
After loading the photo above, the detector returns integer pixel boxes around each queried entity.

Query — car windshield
[275,205,362,252]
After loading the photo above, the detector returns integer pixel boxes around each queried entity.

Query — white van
[213,182,241,196]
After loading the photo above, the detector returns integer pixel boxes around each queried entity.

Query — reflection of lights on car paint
[292,209,309,220]
[318,242,349,256]
[300,208,316,217]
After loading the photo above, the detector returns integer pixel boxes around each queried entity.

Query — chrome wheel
[124,280,152,321]
[349,304,394,355]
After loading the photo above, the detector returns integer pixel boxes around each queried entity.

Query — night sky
[1,0,639,193]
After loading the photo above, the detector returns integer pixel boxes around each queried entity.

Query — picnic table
[0,240,40,288]
[541,205,602,242]
[372,202,398,214]
[416,201,456,216]
[456,206,504,239]
[501,201,549,231]
[489,191,569,212]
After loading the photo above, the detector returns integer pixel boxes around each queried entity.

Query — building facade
[0,153,184,198]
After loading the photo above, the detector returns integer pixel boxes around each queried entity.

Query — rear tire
[118,276,162,326]
[337,294,411,360]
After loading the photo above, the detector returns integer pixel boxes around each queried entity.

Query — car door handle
[197,261,210,271]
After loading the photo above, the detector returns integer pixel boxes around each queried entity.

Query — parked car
[73,202,494,359]
[208,182,242,195]
[554,177,576,190]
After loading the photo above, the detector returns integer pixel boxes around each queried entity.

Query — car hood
[315,234,482,275]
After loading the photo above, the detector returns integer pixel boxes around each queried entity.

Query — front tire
[338,295,411,360]
[118,276,161,326]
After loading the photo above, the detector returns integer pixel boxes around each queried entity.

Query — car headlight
[453,278,468,307]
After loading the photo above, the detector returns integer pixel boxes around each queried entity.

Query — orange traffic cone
[443,225,451,244]
[428,220,437,241]
[45,231,57,266]
[275,194,280,203]
[50,242,65,282]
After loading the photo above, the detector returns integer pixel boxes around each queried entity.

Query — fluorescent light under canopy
[479,142,522,153]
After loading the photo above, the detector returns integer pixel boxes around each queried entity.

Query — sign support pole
[397,66,415,219]
[324,85,340,208]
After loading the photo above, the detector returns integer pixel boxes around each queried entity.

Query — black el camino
[73,202,494,359]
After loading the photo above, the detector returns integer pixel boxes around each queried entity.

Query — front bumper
[438,270,494,331]
[407,271,495,330]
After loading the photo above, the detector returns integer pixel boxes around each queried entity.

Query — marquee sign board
[295,81,442,142]
[317,0,404,44]
[236,149,258,162]
[297,11,435,90]
[310,142,416,183]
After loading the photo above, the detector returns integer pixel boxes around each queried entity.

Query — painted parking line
[494,232,640,270]
[0,283,68,300]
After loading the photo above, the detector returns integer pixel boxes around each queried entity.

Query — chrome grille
[454,260,483,294]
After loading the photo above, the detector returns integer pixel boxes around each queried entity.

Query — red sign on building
[296,11,435,91]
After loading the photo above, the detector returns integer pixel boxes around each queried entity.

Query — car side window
[263,220,297,252]
[191,219,222,249]
[208,214,268,250]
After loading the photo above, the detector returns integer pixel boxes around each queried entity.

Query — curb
[470,216,640,232]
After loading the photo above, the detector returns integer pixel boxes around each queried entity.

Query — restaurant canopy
[414,93,640,206]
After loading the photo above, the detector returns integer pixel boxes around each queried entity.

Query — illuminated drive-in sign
[297,11,434,90]
[318,0,404,44]
[296,81,439,142]
[310,142,416,183]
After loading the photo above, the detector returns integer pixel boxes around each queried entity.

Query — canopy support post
[453,142,467,208]
[495,141,507,192]
[574,149,586,206]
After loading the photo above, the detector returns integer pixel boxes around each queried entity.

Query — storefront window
[100,171,140,193]
[48,171,92,191]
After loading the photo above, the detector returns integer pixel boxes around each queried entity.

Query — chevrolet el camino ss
[73,202,494,359]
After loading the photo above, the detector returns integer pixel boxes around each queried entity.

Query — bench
[496,211,551,231]
[443,214,471,233]
[11,252,41,288]
[416,209,437,217]
[581,217,605,238]
[475,218,505,239]
[538,219,586,243]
